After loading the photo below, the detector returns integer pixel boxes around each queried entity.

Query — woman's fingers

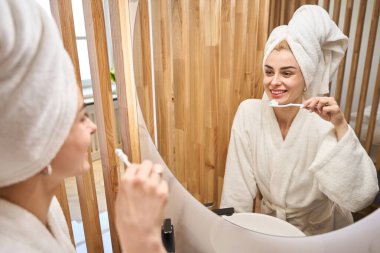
[302,97,347,129]
[304,97,336,113]
[115,160,168,252]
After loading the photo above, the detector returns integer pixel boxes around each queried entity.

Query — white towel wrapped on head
[263,5,348,99]
[0,0,78,187]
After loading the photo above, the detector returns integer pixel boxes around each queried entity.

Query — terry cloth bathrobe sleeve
[0,197,76,253]
[309,125,379,212]
[220,101,258,212]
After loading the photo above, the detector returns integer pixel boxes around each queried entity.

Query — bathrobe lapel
[0,197,75,252]
[259,104,307,218]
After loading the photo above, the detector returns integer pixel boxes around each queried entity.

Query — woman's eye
[265,71,273,75]
[282,72,292,77]
[81,113,90,122]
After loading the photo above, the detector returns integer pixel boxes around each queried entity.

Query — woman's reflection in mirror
[220,5,379,236]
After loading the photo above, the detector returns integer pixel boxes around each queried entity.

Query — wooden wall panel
[133,0,155,139]
[135,0,270,206]
[151,0,176,176]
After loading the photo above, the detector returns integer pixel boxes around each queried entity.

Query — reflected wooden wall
[134,0,379,208]
[134,0,270,207]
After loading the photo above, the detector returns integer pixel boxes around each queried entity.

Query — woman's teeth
[271,90,286,94]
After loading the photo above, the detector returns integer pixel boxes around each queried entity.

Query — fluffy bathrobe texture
[221,100,379,235]
[0,197,75,252]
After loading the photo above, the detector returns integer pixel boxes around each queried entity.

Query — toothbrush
[115,148,132,167]
[115,148,164,176]
[269,100,304,108]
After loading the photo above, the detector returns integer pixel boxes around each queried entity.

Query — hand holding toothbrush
[115,149,168,253]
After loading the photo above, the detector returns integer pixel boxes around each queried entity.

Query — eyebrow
[264,65,297,70]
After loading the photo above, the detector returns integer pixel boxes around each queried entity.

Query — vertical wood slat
[151,0,176,174]
[268,0,280,33]
[279,0,287,25]
[344,0,367,122]
[247,0,260,98]
[299,0,307,5]
[188,0,203,201]
[82,0,120,252]
[365,62,380,156]
[54,183,75,245]
[334,0,354,105]
[354,0,380,137]
[50,1,103,250]
[108,0,141,164]
[203,0,221,203]
[232,0,249,132]
[255,0,270,99]
[216,0,236,206]
[332,0,341,25]
[323,0,330,11]
[377,144,380,171]
[306,0,319,5]
[75,158,104,252]
[133,0,155,140]
[173,0,190,188]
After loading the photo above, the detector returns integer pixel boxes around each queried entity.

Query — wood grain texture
[354,0,379,137]
[323,0,330,11]
[133,0,155,140]
[108,0,141,164]
[50,0,103,249]
[365,61,380,166]
[82,0,120,252]
[151,0,176,174]
[334,0,353,105]
[54,183,75,246]
[344,0,367,122]
[332,0,342,24]
[135,0,269,206]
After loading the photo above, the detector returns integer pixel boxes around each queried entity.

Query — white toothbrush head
[115,148,132,167]
[269,100,279,107]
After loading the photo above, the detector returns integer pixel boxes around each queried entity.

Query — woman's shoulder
[238,98,262,108]
[232,99,263,129]
[236,99,263,116]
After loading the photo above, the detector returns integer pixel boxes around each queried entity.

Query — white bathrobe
[221,99,379,235]
[0,197,76,252]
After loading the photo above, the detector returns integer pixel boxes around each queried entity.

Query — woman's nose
[89,120,97,134]
[271,74,282,85]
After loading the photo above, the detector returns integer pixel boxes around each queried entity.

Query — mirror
[132,0,380,237]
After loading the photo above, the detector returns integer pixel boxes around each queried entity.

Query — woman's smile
[270,89,287,99]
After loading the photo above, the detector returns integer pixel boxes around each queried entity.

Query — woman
[220,5,379,235]
[0,0,167,252]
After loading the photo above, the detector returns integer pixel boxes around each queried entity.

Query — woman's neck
[0,174,56,226]
[273,106,300,139]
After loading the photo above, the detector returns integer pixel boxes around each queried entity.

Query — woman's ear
[41,165,53,176]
